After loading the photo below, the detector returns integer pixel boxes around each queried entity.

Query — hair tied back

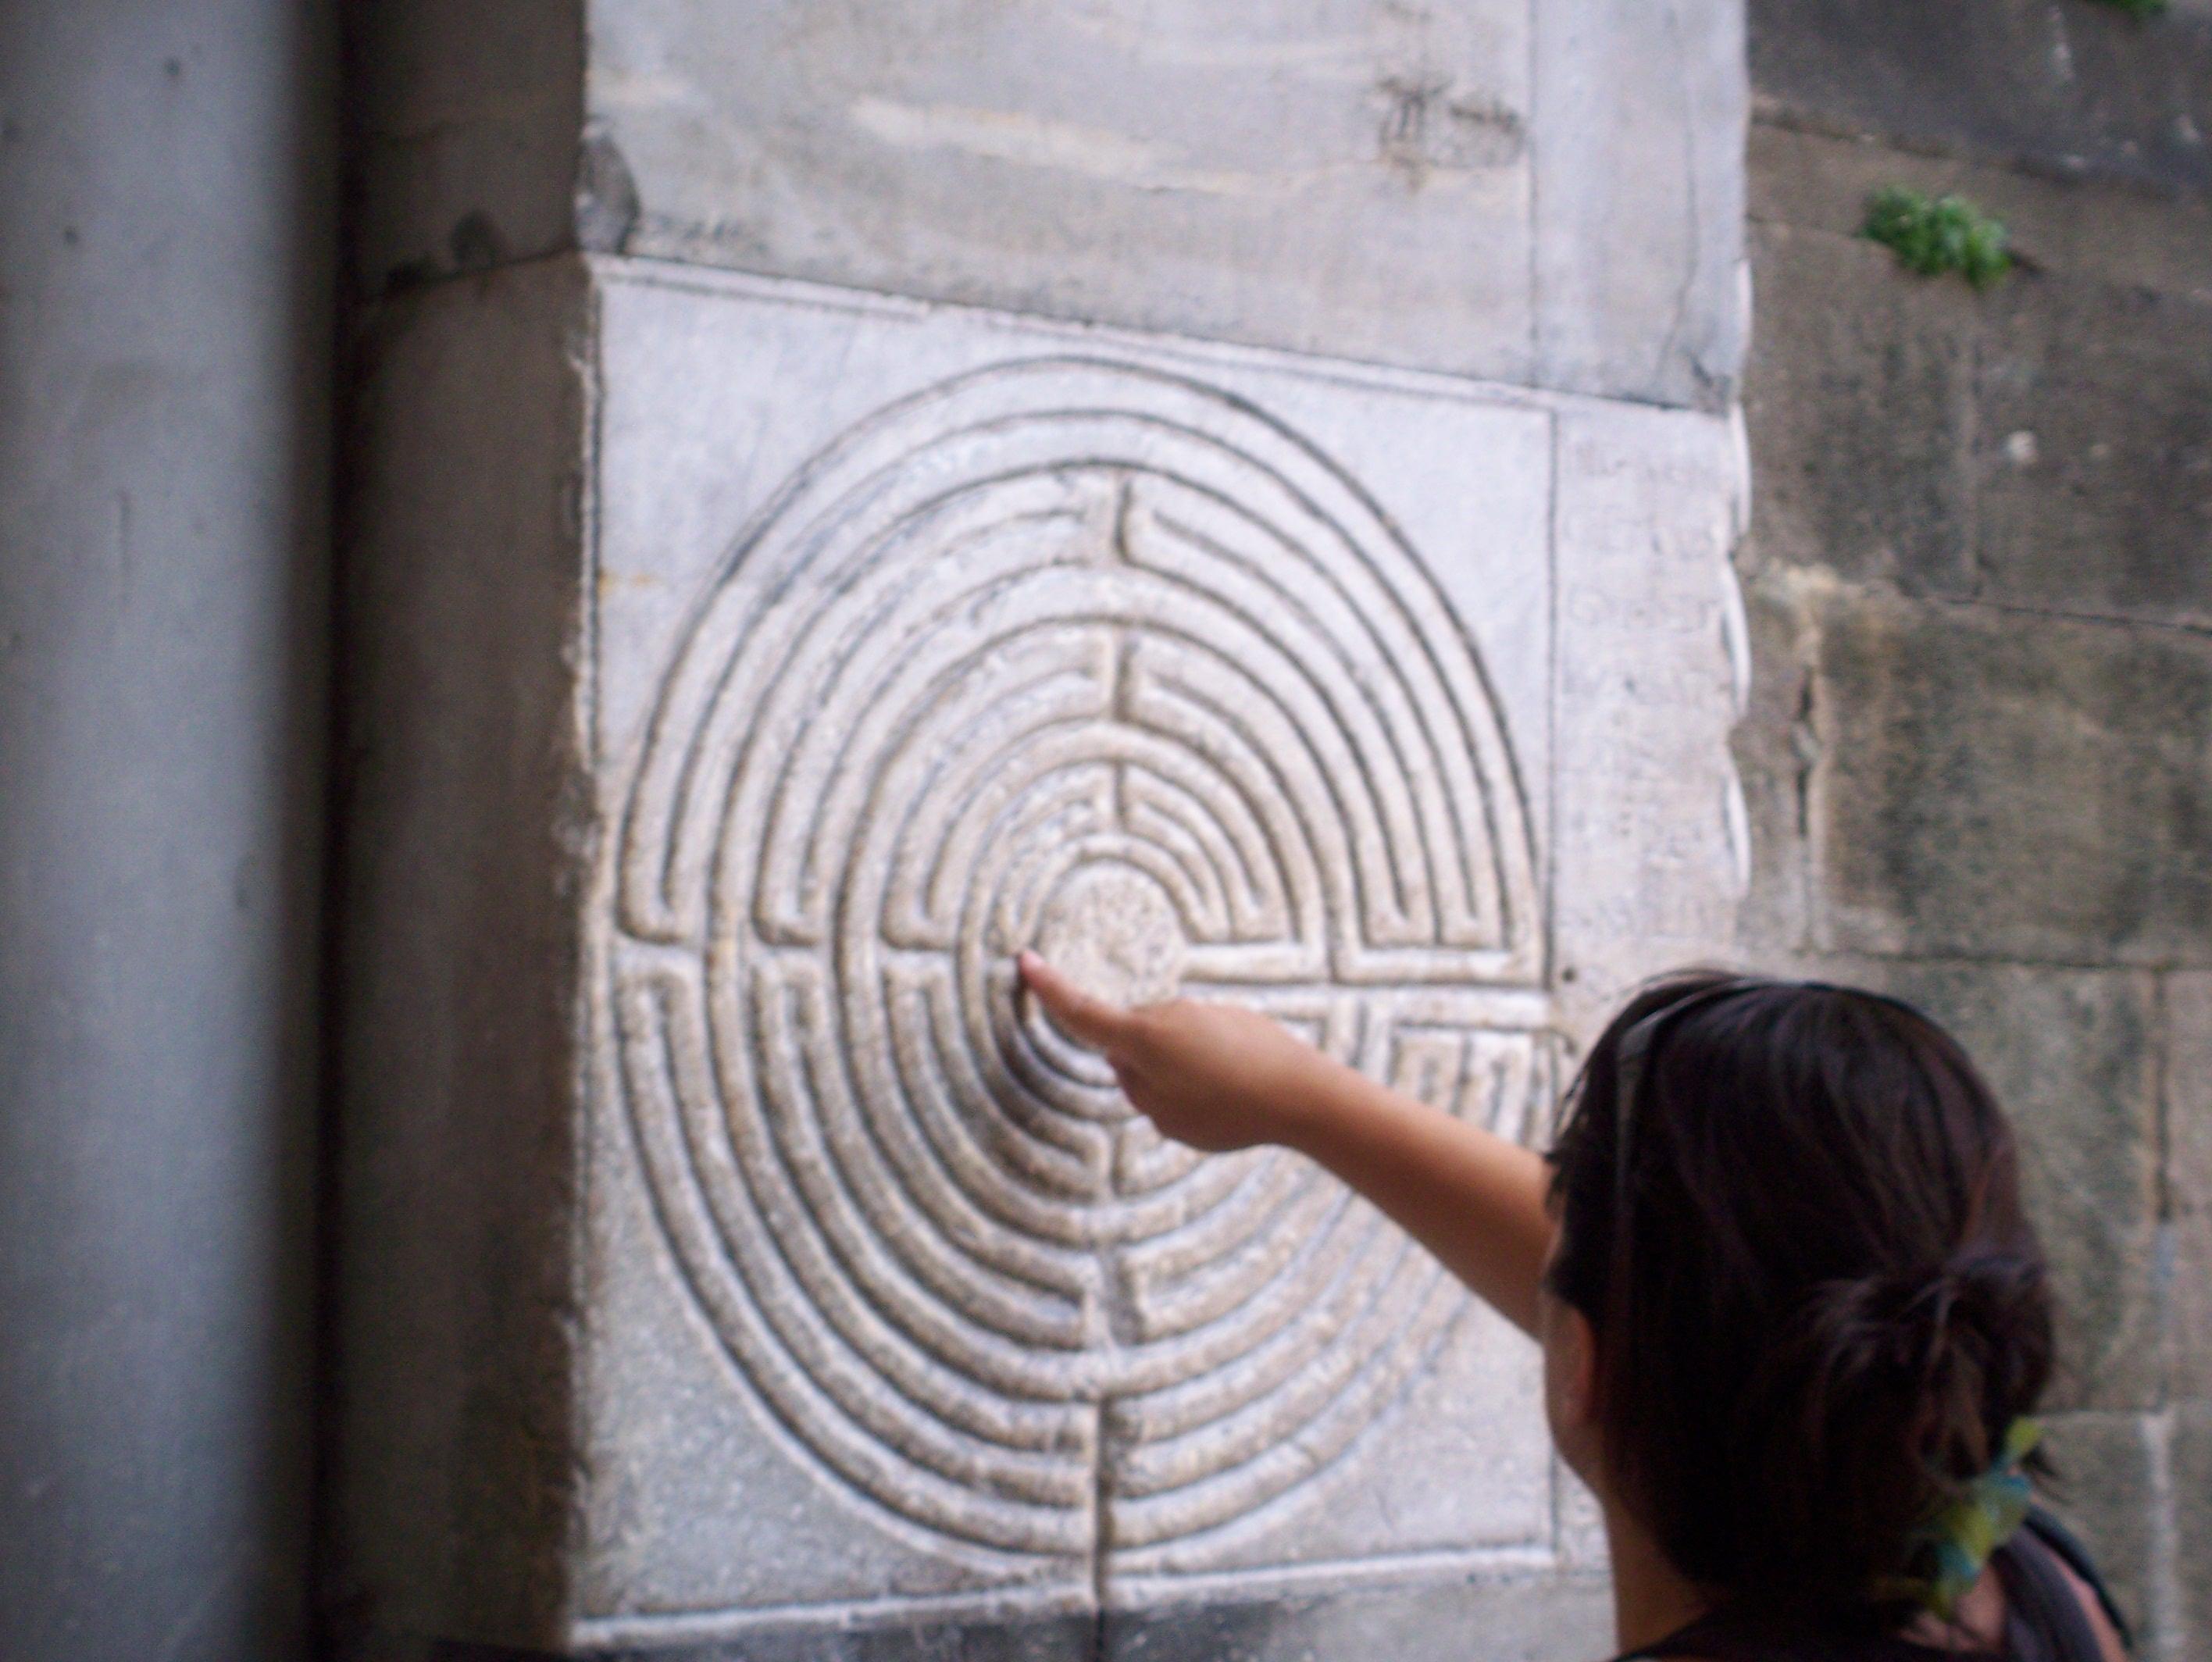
[1874,1416,2042,1620]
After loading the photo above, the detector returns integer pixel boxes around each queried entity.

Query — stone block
[2034,1411,2159,1644]
[1743,132,2212,632]
[1099,1571,1614,1661]
[1531,0,1746,406]
[2167,974,2212,1402]
[1741,222,1978,592]
[1973,277,2212,631]
[344,1,584,295]
[1547,394,1751,1042]
[586,0,1743,406]
[337,252,1748,1652]
[1803,586,2212,967]
[1750,0,2212,198]
[585,262,1575,1640]
[1755,958,2163,1411]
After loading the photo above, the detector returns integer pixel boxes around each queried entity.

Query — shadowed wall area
[0,4,336,1659]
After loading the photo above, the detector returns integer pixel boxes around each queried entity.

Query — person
[1016,955,2132,1662]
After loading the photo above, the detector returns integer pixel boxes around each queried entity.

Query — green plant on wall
[1861,188,2013,288]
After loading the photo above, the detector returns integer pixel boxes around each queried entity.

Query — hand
[1015,951,1335,1153]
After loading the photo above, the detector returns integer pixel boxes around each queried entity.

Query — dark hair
[1545,970,2054,1621]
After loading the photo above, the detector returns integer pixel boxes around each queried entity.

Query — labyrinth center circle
[1031,862,1187,1018]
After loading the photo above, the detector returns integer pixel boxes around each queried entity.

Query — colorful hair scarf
[1875,1417,2043,1620]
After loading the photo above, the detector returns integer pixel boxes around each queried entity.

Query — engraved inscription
[606,358,1550,1567]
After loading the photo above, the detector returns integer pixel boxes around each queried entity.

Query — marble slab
[569,261,1746,1645]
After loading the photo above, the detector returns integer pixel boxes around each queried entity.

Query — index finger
[1016,951,1133,1050]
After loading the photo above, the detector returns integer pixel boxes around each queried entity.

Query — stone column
[334,5,1749,1656]
[0,5,335,1659]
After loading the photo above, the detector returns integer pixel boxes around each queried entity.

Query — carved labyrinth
[608,359,1550,1567]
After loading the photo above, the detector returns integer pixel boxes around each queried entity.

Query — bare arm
[1018,953,1557,1336]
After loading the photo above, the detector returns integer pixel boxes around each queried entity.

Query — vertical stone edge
[2162,972,2212,1413]
[2159,972,2212,1660]
[1550,394,1751,1045]
[341,0,587,298]
[1533,0,1750,408]
[327,253,598,1656]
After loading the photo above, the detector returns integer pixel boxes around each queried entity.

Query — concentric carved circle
[607,358,1549,1566]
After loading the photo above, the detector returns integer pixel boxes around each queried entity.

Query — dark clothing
[1617,1510,2129,1662]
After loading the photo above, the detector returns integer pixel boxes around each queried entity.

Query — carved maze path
[608,360,1550,1569]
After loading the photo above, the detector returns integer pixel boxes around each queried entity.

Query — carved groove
[607,359,1548,1564]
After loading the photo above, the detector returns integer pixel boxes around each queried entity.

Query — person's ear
[1539,1286,1604,1485]
[1548,1301,1601,1434]
[1551,1301,1598,1431]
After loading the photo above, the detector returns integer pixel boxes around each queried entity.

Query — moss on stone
[1861,187,2013,289]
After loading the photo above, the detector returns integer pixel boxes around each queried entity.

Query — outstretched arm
[1018,952,1556,1337]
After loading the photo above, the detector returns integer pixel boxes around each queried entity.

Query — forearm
[1281,1059,1555,1336]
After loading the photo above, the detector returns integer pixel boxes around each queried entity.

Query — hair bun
[1740,1243,2053,1595]
[1785,1246,2050,1485]
[1889,1246,2050,1470]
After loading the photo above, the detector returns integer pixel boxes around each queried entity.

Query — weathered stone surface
[1745,106,2212,633]
[0,5,334,1658]
[1743,221,2212,629]
[351,1622,1094,1662]
[1100,1571,1614,1661]
[1744,128,2212,632]
[1748,122,2212,306]
[586,0,1743,407]
[2167,973,2212,1401]
[1549,394,1751,1042]
[1741,223,1978,593]
[588,265,1539,1634]
[2035,1411,2160,1643]
[1802,584,2212,967]
[2173,1402,2212,1660]
[551,260,1742,1646]
[1532,0,1746,406]
[1974,277,2212,630]
[341,37,1750,1642]
[1743,958,2163,1411]
[332,258,594,1650]
[1750,0,2212,198]
[344,1,584,295]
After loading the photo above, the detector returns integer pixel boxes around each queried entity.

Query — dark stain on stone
[1373,73,1526,185]
[380,251,442,296]
[448,209,507,274]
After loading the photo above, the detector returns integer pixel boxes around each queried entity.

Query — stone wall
[1734,2,2212,1654]
[323,2,2212,1657]
[329,3,1750,1657]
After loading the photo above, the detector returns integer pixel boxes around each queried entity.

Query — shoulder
[2049,1552,2129,1662]
[2021,1507,2132,1661]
